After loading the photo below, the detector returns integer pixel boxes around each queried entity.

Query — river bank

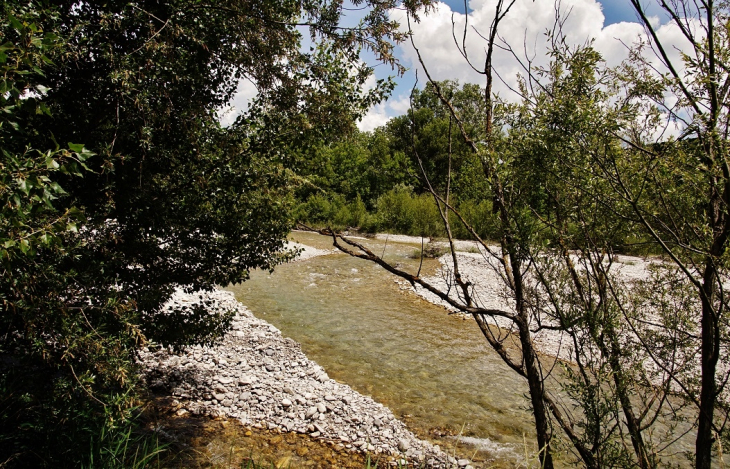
[138,240,472,468]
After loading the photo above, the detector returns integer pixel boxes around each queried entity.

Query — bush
[373,186,444,237]
[450,199,499,241]
[297,194,375,230]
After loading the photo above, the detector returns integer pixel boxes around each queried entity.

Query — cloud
[388,95,412,114]
[218,79,258,127]
[358,103,391,131]
[390,0,693,100]
[357,93,413,131]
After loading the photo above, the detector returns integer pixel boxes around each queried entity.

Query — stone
[397,439,410,452]
[457,459,470,467]
[137,288,451,468]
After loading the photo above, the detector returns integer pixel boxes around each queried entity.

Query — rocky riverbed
[138,287,470,468]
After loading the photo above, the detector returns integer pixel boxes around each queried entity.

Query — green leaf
[50,182,66,194]
[68,142,85,153]
[45,157,60,169]
[8,16,23,32]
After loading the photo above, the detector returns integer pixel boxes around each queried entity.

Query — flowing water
[226,232,536,465]
[225,232,706,467]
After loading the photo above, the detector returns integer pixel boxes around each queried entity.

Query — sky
[220,0,683,131]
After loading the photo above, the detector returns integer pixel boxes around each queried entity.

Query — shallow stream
[226,232,537,465]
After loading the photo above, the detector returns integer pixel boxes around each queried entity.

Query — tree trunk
[513,270,555,469]
[696,265,719,469]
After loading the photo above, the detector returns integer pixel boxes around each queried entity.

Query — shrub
[451,199,498,241]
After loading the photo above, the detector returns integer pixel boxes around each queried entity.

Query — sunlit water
[226,232,701,467]
[226,232,536,465]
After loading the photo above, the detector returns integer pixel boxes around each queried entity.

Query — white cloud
[388,94,412,114]
[358,93,413,131]
[392,0,693,100]
[218,79,258,127]
[358,103,391,131]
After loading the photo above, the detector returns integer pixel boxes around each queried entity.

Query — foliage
[374,185,444,237]
[0,0,432,466]
[317,1,730,467]
[83,421,166,469]
[293,82,495,239]
[292,130,415,212]
[385,81,490,199]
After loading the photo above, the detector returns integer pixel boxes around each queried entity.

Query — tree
[385,81,489,200]
[0,0,433,466]
[313,0,730,467]
[609,2,730,466]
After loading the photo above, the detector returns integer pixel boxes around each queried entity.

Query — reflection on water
[226,232,536,464]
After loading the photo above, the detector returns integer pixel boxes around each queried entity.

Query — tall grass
[82,419,166,469]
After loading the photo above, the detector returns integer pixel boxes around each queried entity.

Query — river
[226,232,537,466]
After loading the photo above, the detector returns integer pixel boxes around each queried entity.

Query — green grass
[82,422,167,469]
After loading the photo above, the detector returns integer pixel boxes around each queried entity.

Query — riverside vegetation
[300,2,730,469]
[3,0,730,468]
[0,1,434,467]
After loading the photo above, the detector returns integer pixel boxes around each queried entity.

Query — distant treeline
[294,82,500,240]
[293,81,655,256]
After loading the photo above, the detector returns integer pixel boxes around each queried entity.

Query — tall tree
[620,2,730,466]
[0,0,433,466]
[314,0,730,467]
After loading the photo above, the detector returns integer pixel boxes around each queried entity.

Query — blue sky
[220,1,677,130]
[351,0,679,130]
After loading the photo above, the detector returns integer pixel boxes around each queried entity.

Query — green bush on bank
[296,185,500,241]
[295,193,377,231]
